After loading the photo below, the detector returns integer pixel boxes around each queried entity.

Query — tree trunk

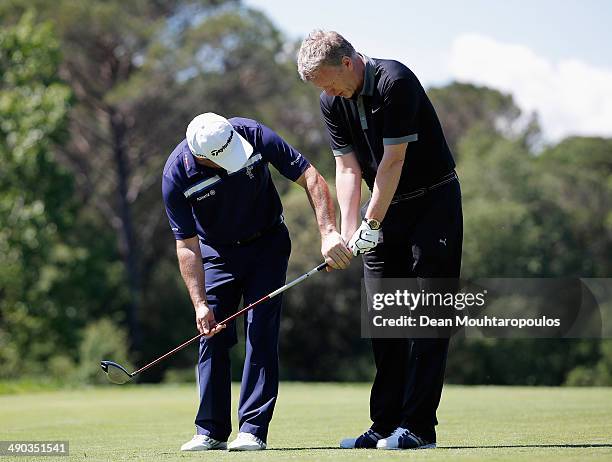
[109,107,141,351]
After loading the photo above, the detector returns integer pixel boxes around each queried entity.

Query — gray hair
[297,30,357,81]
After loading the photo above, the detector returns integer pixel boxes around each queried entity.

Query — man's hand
[348,221,380,256]
[176,238,225,337]
[321,230,352,270]
[195,302,225,337]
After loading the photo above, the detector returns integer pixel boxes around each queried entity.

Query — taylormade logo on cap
[186,113,253,172]
[210,130,233,157]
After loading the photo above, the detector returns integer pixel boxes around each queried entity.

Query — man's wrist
[320,225,338,236]
[363,217,381,230]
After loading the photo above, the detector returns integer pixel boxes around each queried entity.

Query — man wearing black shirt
[297,30,462,450]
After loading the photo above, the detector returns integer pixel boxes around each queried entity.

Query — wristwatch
[364,218,381,230]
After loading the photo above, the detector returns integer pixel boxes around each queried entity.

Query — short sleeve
[320,95,354,156]
[382,78,420,145]
[259,123,311,181]
[162,175,197,240]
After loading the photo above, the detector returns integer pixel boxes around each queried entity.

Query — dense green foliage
[0,12,125,380]
[0,3,611,386]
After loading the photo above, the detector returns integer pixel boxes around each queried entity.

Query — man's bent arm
[176,237,207,306]
[335,152,362,242]
[295,165,352,269]
[176,237,218,335]
[365,143,407,222]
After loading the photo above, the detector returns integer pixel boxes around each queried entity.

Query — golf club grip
[218,261,328,326]
[131,262,327,377]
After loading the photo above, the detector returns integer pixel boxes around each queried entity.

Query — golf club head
[100,360,133,385]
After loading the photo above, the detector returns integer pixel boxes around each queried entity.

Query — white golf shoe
[227,432,266,451]
[376,427,436,450]
[180,434,227,451]
[340,428,385,448]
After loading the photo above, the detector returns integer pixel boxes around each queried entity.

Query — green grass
[1,383,611,461]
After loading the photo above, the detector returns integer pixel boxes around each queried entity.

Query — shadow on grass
[440,444,612,449]
[264,443,612,451]
[266,447,340,451]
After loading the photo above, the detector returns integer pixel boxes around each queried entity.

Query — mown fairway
[1,383,611,461]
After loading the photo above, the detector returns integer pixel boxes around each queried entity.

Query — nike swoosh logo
[371,106,382,114]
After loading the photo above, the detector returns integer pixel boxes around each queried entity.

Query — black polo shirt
[320,56,455,193]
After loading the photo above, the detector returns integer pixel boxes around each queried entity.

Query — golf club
[101,261,328,384]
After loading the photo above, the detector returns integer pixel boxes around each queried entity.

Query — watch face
[367,219,381,230]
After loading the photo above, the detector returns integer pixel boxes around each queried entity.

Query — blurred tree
[446,338,603,385]
[536,137,612,277]
[445,97,612,385]
[428,82,541,156]
[0,12,121,378]
[457,127,543,277]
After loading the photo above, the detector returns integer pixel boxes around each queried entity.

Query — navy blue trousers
[194,225,291,443]
[363,179,463,442]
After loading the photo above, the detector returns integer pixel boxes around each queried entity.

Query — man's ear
[342,56,353,70]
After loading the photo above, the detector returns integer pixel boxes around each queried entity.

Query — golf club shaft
[131,261,328,376]
[218,261,328,326]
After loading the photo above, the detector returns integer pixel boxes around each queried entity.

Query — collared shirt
[162,117,310,245]
[320,56,455,193]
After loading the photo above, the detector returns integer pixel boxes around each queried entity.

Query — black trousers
[363,178,463,442]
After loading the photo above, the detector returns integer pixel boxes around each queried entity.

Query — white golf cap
[186,113,253,172]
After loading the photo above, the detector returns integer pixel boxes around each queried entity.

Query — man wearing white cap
[162,113,350,451]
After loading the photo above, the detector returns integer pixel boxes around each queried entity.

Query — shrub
[77,318,132,384]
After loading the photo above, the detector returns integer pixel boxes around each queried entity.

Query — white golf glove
[348,220,380,256]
